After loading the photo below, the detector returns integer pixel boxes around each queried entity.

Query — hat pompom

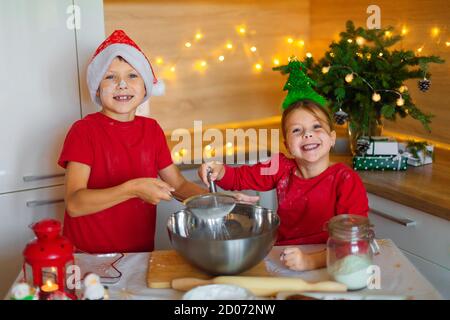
[151,79,165,96]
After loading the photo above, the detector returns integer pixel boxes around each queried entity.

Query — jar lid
[327,214,372,240]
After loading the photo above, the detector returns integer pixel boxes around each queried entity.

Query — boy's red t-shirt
[58,112,173,253]
[216,153,369,245]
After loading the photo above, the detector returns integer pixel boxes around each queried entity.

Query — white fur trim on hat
[87,43,163,105]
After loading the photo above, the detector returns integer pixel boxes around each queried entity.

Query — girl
[198,99,369,271]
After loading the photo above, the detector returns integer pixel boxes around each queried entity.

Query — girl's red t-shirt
[216,153,369,245]
[58,112,173,253]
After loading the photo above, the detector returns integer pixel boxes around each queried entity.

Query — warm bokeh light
[185,42,192,48]
[218,55,225,62]
[431,27,440,37]
[195,32,203,40]
[306,52,312,58]
[155,57,163,65]
[401,26,408,35]
[347,39,353,43]
[254,63,262,71]
[384,31,392,38]
[273,58,280,66]
[226,42,233,49]
[356,36,365,45]
[297,40,305,47]
[250,46,257,52]
[287,37,294,44]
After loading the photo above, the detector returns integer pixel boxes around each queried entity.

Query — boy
[59,30,256,253]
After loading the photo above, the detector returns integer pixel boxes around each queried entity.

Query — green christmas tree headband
[273,57,327,110]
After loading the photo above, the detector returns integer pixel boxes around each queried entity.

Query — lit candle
[41,280,59,293]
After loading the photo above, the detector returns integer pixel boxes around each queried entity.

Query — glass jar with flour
[326,214,380,290]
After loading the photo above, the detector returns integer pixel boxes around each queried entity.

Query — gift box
[398,142,434,167]
[353,154,408,171]
[362,136,399,156]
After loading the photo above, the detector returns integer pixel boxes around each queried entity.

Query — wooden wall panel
[104,0,310,131]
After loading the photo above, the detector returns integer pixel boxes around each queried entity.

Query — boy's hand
[198,161,225,187]
[280,247,314,272]
[130,178,175,205]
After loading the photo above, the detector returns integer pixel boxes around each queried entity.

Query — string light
[356,52,363,58]
[417,46,423,53]
[431,27,440,37]
[306,52,312,58]
[195,32,203,40]
[399,85,408,93]
[218,55,225,62]
[396,96,405,106]
[254,63,262,71]
[445,41,450,47]
[237,25,246,35]
[345,73,354,83]
[185,42,192,48]
[330,52,335,57]
[372,92,381,102]
[347,39,353,43]
[384,31,392,38]
[273,58,280,66]
[401,26,408,35]
[194,60,208,72]
[365,53,372,60]
[356,36,365,45]
[287,37,294,44]
[226,42,233,49]
[250,46,257,52]
[322,66,330,74]
[297,40,305,47]
[155,57,163,65]
[378,52,384,57]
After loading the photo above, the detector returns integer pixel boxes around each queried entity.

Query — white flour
[183,284,254,300]
[329,255,372,290]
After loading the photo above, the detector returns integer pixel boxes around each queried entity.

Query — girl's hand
[198,161,225,187]
[232,192,260,204]
[280,247,313,272]
[129,178,175,205]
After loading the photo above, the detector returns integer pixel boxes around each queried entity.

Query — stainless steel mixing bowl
[167,202,280,275]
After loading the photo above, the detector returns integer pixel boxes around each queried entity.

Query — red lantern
[23,219,76,299]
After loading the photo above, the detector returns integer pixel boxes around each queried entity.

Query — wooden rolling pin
[172,276,347,297]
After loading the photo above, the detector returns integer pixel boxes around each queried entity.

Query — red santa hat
[87,30,165,105]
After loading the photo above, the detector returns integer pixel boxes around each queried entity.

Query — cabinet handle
[370,208,416,227]
[26,199,65,207]
[23,173,65,182]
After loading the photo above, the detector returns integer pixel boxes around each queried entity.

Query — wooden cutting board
[147,250,271,288]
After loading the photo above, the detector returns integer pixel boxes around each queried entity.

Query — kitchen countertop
[165,117,450,221]
[5,239,441,300]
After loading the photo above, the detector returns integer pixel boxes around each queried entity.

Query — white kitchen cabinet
[368,193,450,299]
[0,0,105,298]
[402,250,450,299]
[0,185,65,297]
[0,0,80,193]
[0,0,104,194]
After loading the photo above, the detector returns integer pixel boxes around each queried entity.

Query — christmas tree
[302,20,444,138]
[273,57,327,109]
